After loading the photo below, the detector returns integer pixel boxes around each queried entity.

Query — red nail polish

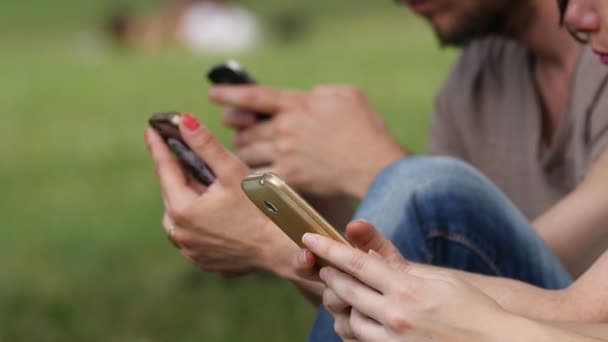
[182,113,200,131]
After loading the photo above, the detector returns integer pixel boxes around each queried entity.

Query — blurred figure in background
[107,0,260,54]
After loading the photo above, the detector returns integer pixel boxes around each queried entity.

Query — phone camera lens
[264,201,278,214]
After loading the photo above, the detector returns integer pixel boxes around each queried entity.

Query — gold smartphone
[241,173,352,248]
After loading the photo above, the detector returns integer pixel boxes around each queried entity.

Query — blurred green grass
[0,0,456,340]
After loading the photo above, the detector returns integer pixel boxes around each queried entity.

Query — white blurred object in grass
[177,0,261,54]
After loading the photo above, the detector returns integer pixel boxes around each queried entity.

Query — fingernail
[298,250,308,265]
[302,233,318,248]
[182,113,200,131]
[144,129,149,141]
[319,267,329,281]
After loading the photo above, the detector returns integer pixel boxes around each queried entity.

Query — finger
[145,128,195,204]
[345,220,405,265]
[237,142,276,168]
[178,113,244,181]
[209,85,303,113]
[323,288,350,314]
[233,120,275,148]
[222,108,257,130]
[333,312,356,341]
[302,233,399,293]
[293,248,319,280]
[350,308,388,342]
[185,172,208,195]
[320,266,385,322]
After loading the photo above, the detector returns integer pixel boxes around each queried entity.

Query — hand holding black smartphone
[147,60,261,186]
[207,60,270,120]
[149,111,216,186]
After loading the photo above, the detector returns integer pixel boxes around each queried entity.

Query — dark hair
[558,0,569,24]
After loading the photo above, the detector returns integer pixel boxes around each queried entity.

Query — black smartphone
[149,111,216,186]
[207,60,270,120]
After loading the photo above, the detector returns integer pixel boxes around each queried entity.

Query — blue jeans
[307,156,572,342]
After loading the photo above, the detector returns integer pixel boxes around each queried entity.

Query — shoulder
[439,37,526,101]
[436,37,527,113]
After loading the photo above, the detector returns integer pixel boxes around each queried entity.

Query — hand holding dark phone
[207,60,271,120]
[148,111,216,186]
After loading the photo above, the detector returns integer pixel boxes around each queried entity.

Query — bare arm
[429,249,608,323]
[544,321,608,340]
[533,148,608,277]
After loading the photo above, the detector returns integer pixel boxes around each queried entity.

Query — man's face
[397,0,529,46]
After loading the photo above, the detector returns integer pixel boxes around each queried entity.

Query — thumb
[179,113,242,181]
[345,220,406,265]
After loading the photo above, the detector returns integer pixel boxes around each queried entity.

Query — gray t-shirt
[428,37,608,220]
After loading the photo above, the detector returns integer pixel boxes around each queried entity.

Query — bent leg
[307,157,572,342]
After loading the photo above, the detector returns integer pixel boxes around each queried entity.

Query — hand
[292,220,406,340]
[293,220,404,280]
[210,85,406,199]
[145,113,297,276]
[301,221,512,341]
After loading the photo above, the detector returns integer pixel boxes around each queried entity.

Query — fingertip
[345,219,373,240]
[208,87,220,100]
[319,266,329,281]
[297,248,308,266]
[319,266,337,282]
[302,233,320,248]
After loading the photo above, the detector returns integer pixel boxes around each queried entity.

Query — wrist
[346,144,406,199]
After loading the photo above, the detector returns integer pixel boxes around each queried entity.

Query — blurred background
[0,0,455,340]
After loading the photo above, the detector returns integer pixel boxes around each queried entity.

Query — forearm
[533,149,608,276]
[544,321,608,340]
[497,316,608,342]
[344,144,407,199]
[533,195,608,277]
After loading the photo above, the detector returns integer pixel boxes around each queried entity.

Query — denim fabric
[307,156,573,342]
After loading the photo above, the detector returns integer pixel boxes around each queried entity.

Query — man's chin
[432,27,475,48]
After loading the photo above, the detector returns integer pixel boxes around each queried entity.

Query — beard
[433,0,533,47]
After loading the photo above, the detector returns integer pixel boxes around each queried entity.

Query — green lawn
[0,0,456,340]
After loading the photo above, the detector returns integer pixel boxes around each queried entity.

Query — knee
[358,157,489,239]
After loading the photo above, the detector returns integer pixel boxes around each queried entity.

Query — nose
[564,0,601,34]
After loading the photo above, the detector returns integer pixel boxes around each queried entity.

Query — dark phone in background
[147,61,263,186]
[207,60,271,120]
